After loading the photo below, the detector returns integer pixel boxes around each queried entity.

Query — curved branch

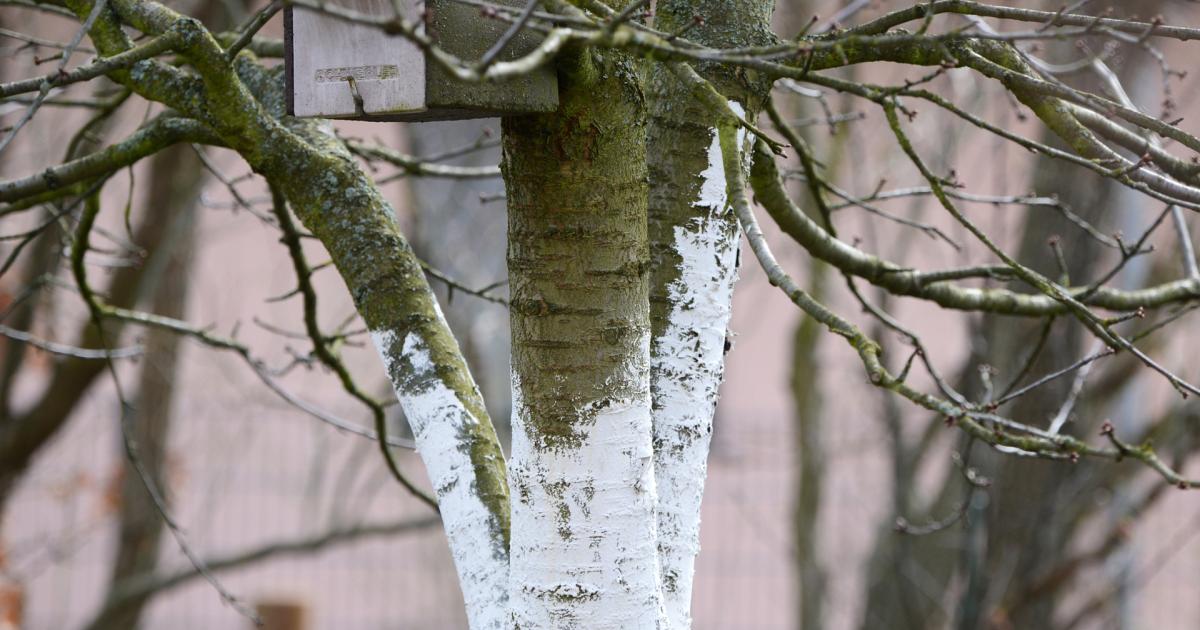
[847,0,1200,42]
[726,130,1199,490]
[0,115,219,203]
[86,516,439,629]
[750,143,1200,316]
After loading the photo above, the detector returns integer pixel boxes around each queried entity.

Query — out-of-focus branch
[848,1,1200,41]
[0,323,141,359]
[84,516,439,630]
[0,31,178,99]
[347,141,502,179]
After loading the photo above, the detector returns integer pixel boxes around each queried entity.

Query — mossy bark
[270,93,511,630]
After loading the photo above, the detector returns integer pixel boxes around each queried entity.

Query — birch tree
[3,0,1200,628]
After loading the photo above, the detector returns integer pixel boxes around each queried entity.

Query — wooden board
[422,0,559,119]
[286,0,426,118]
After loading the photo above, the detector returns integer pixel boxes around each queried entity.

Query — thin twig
[0,0,109,155]
[476,0,541,71]
[0,323,141,360]
[224,0,281,61]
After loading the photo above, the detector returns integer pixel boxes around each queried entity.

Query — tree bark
[645,2,773,626]
[502,44,663,627]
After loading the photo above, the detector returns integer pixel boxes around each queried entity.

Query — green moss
[504,45,651,451]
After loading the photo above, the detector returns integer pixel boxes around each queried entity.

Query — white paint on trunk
[370,326,508,630]
[507,372,666,629]
[652,101,746,629]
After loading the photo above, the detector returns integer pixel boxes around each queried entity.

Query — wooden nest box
[285,0,558,121]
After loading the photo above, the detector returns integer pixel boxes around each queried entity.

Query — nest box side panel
[423,0,558,117]
[286,2,426,118]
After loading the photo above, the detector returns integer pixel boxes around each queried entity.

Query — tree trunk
[502,44,664,627]
[645,2,773,626]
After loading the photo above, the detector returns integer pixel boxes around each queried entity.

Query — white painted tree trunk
[371,316,509,630]
[507,373,666,629]
[501,51,666,628]
[368,93,752,630]
[362,11,764,630]
[652,105,747,629]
